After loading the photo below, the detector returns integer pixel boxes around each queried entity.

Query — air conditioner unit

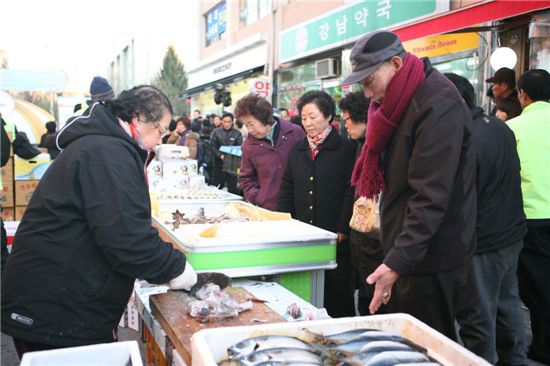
[315,58,338,79]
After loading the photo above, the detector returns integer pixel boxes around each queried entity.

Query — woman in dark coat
[339,91,386,316]
[278,90,356,317]
[1,86,197,358]
[235,93,305,211]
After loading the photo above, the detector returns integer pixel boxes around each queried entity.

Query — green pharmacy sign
[279,0,447,63]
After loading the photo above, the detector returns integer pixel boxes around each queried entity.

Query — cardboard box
[20,341,143,366]
[0,181,14,207]
[191,313,490,366]
[1,207,14,221]
[15,206,27,221]
[1,158,13,183]
[162,160,198,181]
[15,180,39,206]
[155,144,189,161]
[14,154,51,180]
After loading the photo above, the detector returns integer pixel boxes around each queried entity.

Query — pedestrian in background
[39,121,61,159]
[1,86,197,359]
[507,69,550,365]
[210,112,242,190]
[190,109,202,133]
[235,93,305,211]
[197,125,214,184]
[342,30,476,340]
[446,73,527,365]
[166,116,190,145]
[486,67,521,117]
[73,76,115,115]
[278,90,356,318]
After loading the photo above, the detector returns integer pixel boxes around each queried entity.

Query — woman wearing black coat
[278,90,356,317]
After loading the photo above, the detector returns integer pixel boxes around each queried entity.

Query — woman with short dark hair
[278,90,356,317]
[235,93,304,210]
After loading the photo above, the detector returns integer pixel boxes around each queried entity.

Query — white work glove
[168,262,197,290]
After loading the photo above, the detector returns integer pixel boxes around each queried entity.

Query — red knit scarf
[352,53,426,198]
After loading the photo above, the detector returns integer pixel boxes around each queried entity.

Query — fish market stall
[152,201,337,308]
[135,280,321,366]
[191,313,491,366]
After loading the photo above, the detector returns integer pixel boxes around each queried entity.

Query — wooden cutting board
[150,287,286,365]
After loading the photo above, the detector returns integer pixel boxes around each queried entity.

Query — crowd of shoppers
[2,27,548,365]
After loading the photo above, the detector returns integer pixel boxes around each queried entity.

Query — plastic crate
[220,146,242,176]
[20,340,143,366]
[191,313,490,366]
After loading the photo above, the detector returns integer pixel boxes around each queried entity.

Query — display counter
[135,280,319,366]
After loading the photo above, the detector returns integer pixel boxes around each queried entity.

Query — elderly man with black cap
[486,67,521,117]
[342,30,476,340]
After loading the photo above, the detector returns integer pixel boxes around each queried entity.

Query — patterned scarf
[352,53,426,198]
[307,125,332,159]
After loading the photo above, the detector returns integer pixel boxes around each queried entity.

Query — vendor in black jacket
[278,90,356,318]
[1,86,197,358]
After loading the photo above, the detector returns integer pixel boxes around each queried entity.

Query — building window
[205,2,227,47]
[239,0,271,27]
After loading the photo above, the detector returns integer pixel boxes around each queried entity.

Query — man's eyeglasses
[151,121,168,137]
[138,117,168,138]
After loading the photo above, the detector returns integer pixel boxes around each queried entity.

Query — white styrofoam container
[191,313,490,366]
[155,144,190,161]
[20,340,143,366]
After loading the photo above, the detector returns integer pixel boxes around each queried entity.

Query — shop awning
[393,0,550,42]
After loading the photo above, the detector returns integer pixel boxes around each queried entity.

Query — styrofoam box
[20,340,143,366]
[191,313,490,366]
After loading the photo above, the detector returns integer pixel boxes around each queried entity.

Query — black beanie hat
[90,76,114,102]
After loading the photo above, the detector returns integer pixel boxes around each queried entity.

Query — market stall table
[135,280,319,366]
[152,202,337,307]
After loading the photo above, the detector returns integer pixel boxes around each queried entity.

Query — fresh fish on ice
[240,348,322,366]
[227,336,314,360]
[342,350,431,366]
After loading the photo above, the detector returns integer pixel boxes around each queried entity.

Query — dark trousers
[457,242,526,365]
[517,224,550,365]
[212,160,226,189]
[387,265,467,341]
[349,230,387,316]
[324,240,356,318]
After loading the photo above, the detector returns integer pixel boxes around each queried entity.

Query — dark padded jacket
[471,106,526,253]
[380,59,476,276]
[1,103,186,346]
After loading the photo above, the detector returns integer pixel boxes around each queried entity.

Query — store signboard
[279,0,449,63]
[206,2,227,42]
[403,32,479,59]
[249,77,272,99]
